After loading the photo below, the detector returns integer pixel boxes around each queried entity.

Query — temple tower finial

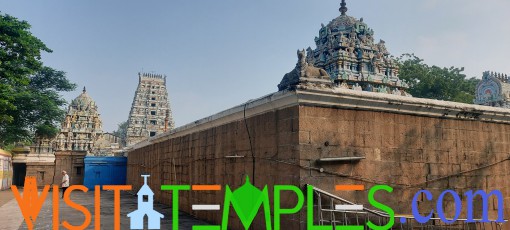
[339,0,348,15]
[83,86,86,93]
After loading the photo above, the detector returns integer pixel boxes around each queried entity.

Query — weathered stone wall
[54,151,86,185]
[127,89,510,229]
[26,162,55,186]
[299,106,510,222]
[128,106,301,229]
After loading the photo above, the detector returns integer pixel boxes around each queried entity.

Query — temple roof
[325,1,371,36]
[0,148,12,157]
[70,87,97,111]
[475,71,510,107]
[299,0,409,95]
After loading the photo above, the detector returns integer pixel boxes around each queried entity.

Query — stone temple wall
[298,105,510,221]
[127,89,510,229]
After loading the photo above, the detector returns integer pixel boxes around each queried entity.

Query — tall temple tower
[126,73,175,146]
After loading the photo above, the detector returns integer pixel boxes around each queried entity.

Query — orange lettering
[11,177,49,230]
[53,185,59,230]
[94,186,100,230]
[62,185,91,230]
[103,185,132,230]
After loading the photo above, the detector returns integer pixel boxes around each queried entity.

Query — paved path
[0,189,24,230]
[0,190,14,207]
[0,188,209,230]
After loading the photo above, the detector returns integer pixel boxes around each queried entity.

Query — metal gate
[83,157,127,190]
[310,185,506,229]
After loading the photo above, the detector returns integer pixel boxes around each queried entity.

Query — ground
[0,188,209,230]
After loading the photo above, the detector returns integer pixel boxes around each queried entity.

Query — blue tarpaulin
[84,157,127,190]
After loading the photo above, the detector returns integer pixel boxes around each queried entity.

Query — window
[151,97,156,100]
[76,167,82,175]
[150,120,157,125]
[151,103,156,107]
[150,111,156,115]
[38,171,45,182]
[143,195,149,202]
[150,132,156,137]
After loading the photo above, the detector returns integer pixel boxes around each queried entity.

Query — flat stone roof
[0,149,12,157]
[128,88,510,151]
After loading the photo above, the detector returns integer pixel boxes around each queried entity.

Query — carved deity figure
[339,81,349,89]
[353,83,362,91]
[277,50,330,91]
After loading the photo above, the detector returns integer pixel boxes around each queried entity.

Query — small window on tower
[38,171,45,182]
[151,111,156,115]
[143,195,148,202]
[151,103,156,107]
[151,97,156,100]
[150,120,157,125]
[150,132,156,137]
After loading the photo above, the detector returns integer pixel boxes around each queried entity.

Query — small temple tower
[127,175,164,229]
[53,87,121,185]
[279,0,410,96]
[126,73,175,147]
[54,87,103,154]
[53,87,103,185]
[475,71,510,108]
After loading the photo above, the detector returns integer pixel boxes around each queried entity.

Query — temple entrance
[12,163,26,187]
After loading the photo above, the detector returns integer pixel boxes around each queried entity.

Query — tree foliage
[397,54,479,104]
[0,13,76,146]
[112,121,128,147]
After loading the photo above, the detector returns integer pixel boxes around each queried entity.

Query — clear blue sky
[1,0,509,132]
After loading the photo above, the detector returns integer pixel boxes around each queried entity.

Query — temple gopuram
[54,87,122,184]
[54,87,103,153]
[126,73,174,147]
[11,87,123,186]
[474,71,510,108]
[279,0,410,96]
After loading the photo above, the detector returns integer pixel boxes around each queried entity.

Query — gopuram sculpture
[279,0,411,96]
[278,50,332,91]
[126,73,175,147]
[475,71,510,108]
[54,87,120,156]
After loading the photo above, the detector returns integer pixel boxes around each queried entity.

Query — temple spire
[339,0,347,15]
[83,86,86,93]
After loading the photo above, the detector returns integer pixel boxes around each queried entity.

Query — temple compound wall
[0,149,13,190]
[127,88,510,229]
[12,143,55,187]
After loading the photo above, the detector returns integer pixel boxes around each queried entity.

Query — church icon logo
[127,175,164,229]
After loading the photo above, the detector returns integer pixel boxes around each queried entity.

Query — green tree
[112,121,128,147]
[0,13,76,146]
[397,54,479,103]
